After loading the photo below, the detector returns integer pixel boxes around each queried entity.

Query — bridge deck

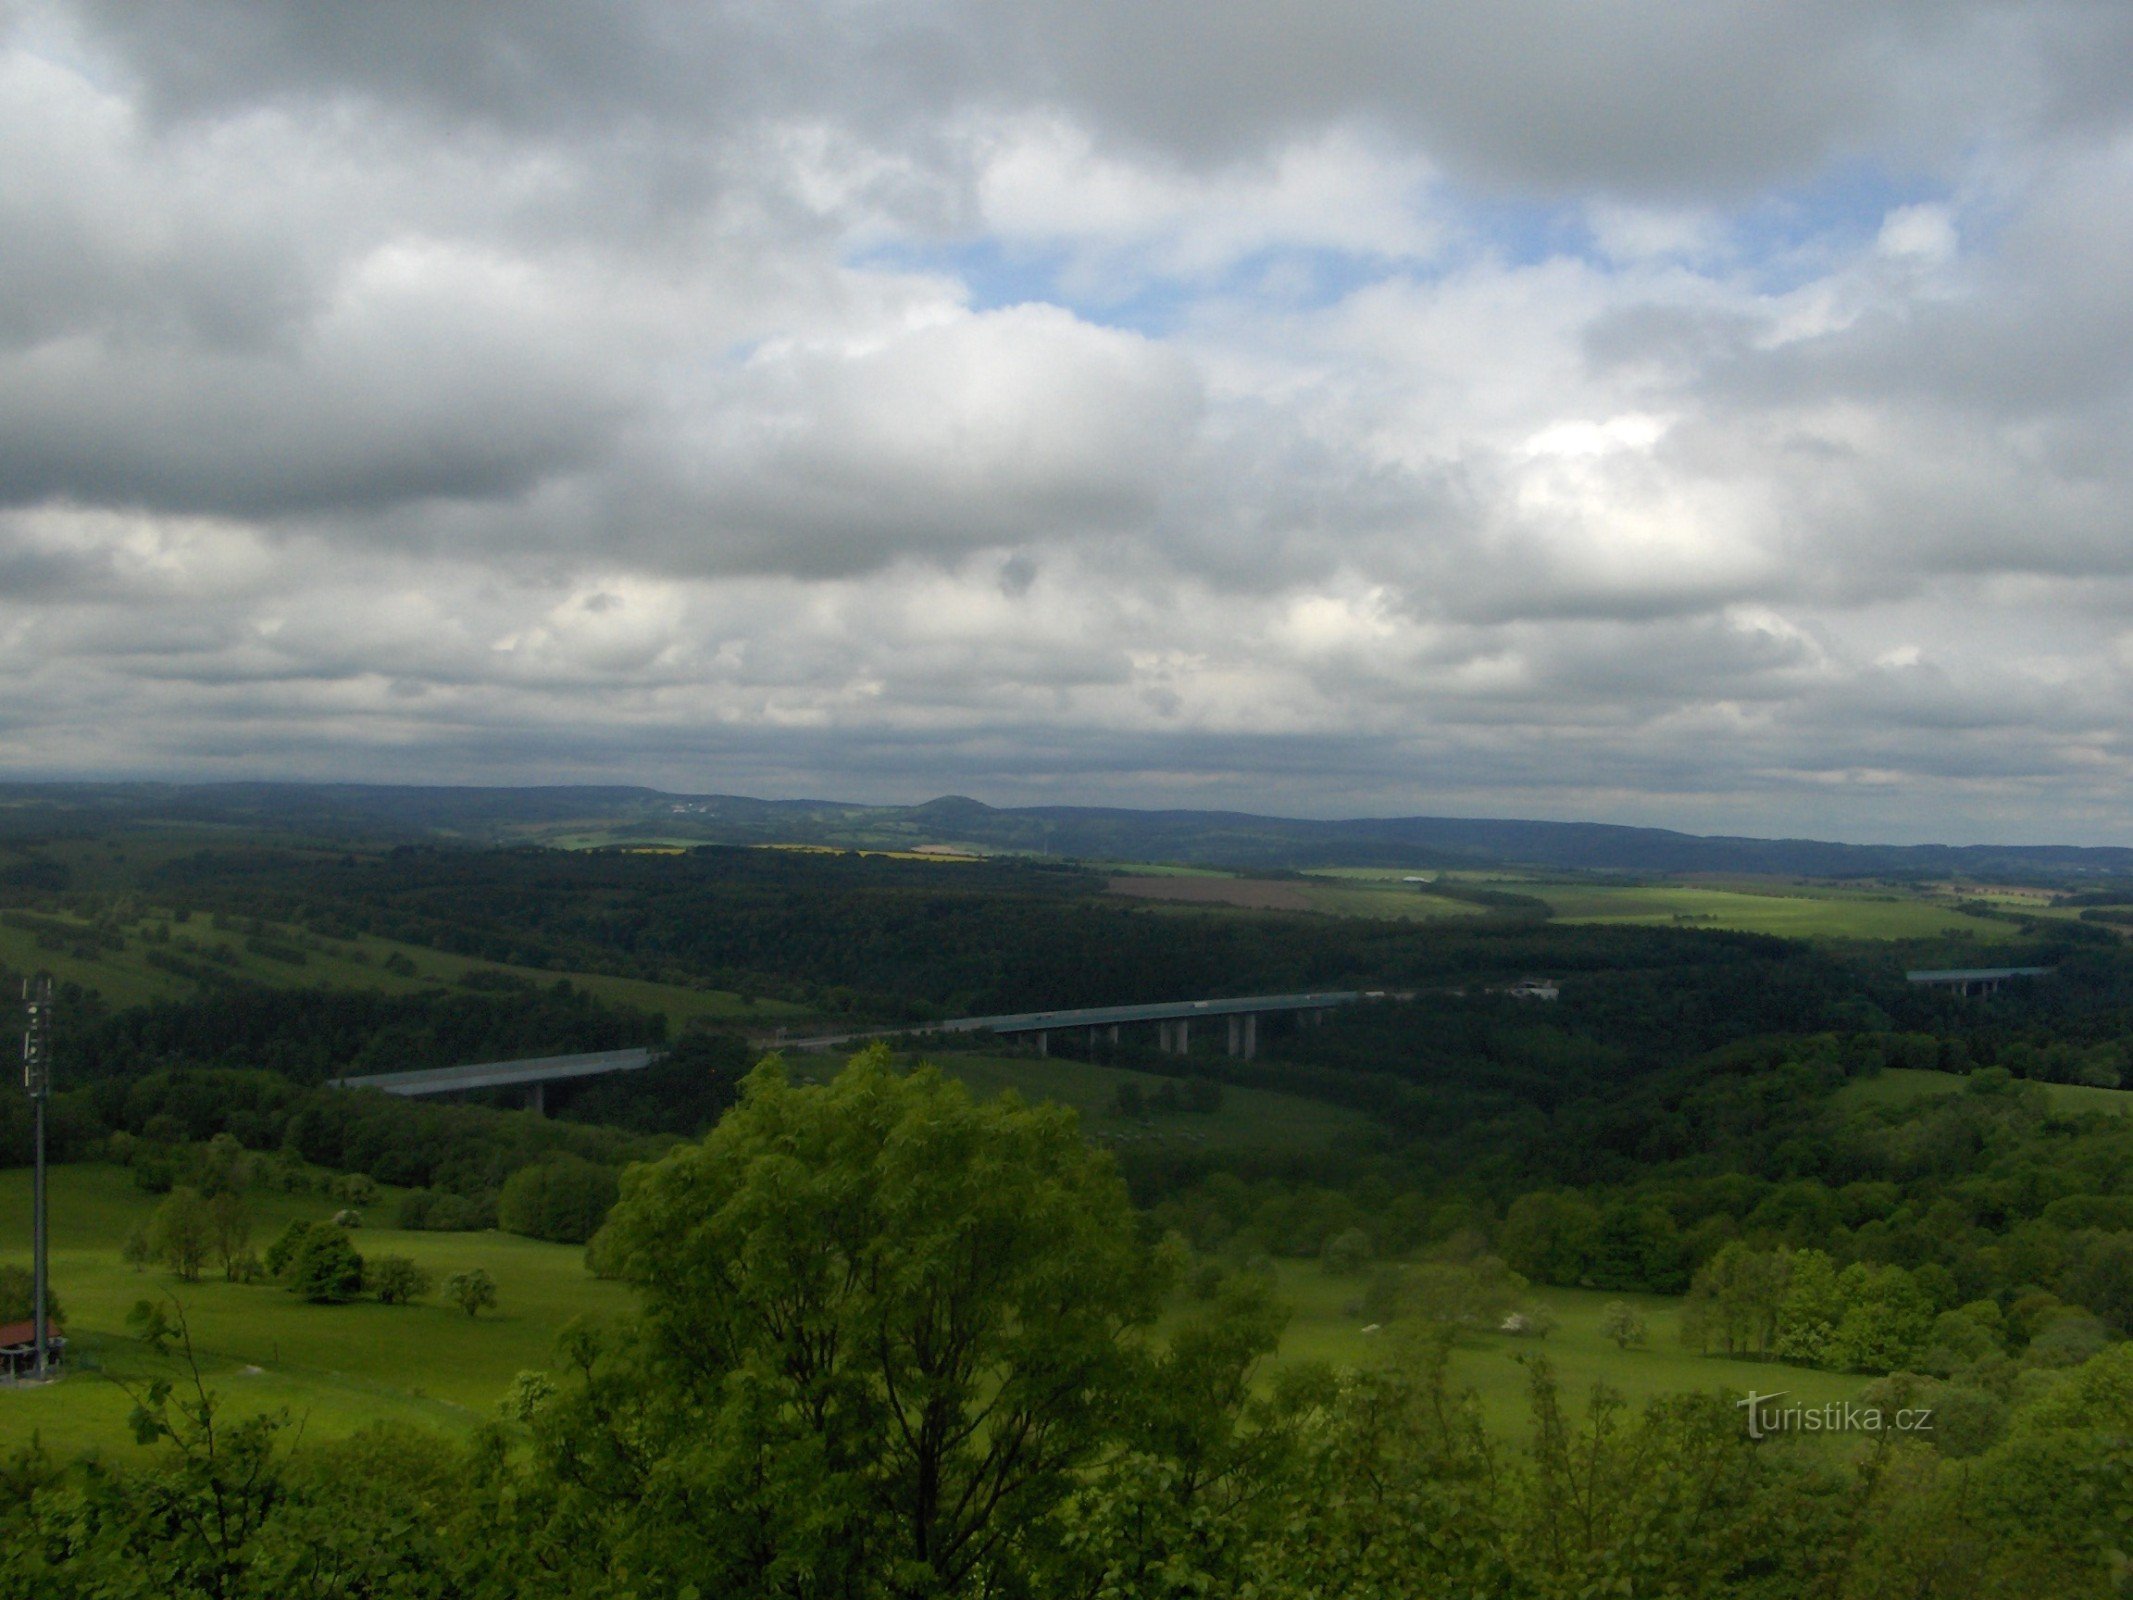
[937,990,1365,1035]
[332,990,1380,1096]
[334,1046,659,1097]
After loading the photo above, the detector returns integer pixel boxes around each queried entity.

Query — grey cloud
[57,0,2133,202]
[4,2,2133,840]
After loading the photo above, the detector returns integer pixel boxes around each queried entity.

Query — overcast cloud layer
[3,0,2132,842]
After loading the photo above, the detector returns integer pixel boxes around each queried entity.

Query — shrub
[497,1156,619,1245]
[1321,1227,1373,1277]
[289,1227,365,1304]
[0,1263,60,1325]
[397,1188,496,1231]
[264,1220,318,1278]
[149,1188,214,1282]
[209,1192,253,1281]
[1600,1300,1649,1349]
[331,1173,379,1206]
[584,1223,625,1280]
[370,1256,434,1306]
[446,1267,498,1319]
[121,1221,154,1273]
[498,1370,557,1422]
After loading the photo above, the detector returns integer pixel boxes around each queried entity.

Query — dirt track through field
[1105,875,1319,911]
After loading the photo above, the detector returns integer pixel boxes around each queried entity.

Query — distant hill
[1,780,2130,881]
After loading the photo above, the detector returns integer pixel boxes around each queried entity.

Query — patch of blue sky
[1414,163,1958,289]
[1432,191,1591,271]
[852,236,1451,335]
[848,160,1956,328]
[1723,160,1958,291]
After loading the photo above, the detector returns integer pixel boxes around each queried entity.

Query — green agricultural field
[1837,1067,2132,1118]
[0,1164,632,1459]
[896,1051,1375,1155]
[1264,1264,1877,1439]
[1523,882,2011,940]
[0,905,803,1030]
[1298,867,2016,939]
[1297,880,1491,921]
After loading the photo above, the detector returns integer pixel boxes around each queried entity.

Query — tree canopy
[550,1045,1182,1596]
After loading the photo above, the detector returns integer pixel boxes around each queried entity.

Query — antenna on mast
[21,973,53,1379]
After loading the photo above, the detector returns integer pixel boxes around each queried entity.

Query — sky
[2,2,2131,844]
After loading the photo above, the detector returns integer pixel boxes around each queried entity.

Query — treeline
[0,1061,675,1228]
[1146,1032,2133,1383]
[44,979,667,1086]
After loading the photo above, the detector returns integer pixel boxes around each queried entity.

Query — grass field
[1514,881,2008,940]
[0,1164,633,1459]
[1837,1067,2132,1118]
[1264,1264,1875,1437]
[1106,871,1489,921]
[4,1164,1879,1462]
[909,1051,1375,1154]
[1285,867,2023,940]
[0,904,805,1030]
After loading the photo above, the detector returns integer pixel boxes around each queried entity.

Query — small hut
[0,1320,66,1378]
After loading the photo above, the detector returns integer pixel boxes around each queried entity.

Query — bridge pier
[526,1081,546,1116]
[1035,1030,1049,1057]
[1158,1019,1190,1055]
[1227,1013,1257,1059]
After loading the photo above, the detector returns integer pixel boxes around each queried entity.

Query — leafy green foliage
[445,1266,497,1318]
[148,1185,213,1281]
[0,1263,59,1325]
[543,1046,1188,1597]
[1599,1300,1648,1349]
[288,1226,364,1304]
[368,1255,433,1305]
[496,1153,619,1244]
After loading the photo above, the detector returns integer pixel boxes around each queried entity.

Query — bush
[289,1227,365,1304]
[1600,1300,1649,1350]
[584,1223,625,1280]
[1321,1227,1373,1276]
[0,1263,60,1325]
[121,1221,154,1273]
[264,1220,318,1278]
[331,1173,379,1206]
[396,1188,497,1231]
[149,1188,214,1281]
[498,1370,557,1422]
[497,1155,619,1245]
[369,1256,434,1306]
[446,1267,498,1319]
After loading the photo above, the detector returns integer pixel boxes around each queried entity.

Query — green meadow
[1837,1066,2133,1118]
[0,1164,633,1459]
[0,904,803,1029]
[1528,881,2011,939]
[1300,866,2019,939]
[1265,1264,1876,1437]
[4,1161,1878,1462]
[1296,879,1492,921]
